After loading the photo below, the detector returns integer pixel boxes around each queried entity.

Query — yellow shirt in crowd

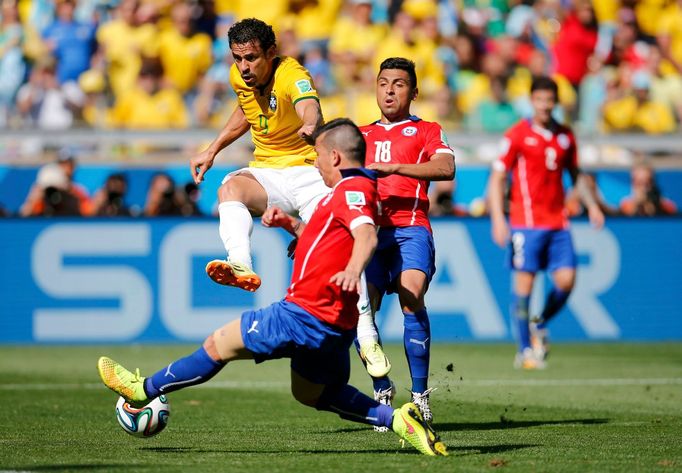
[230,56,319,168]
[157,28,213,93]
[109,87,189,129]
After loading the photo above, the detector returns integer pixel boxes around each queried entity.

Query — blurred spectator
[646,45,682,123]
[303,44,335,95]
[42,0,97,84]
[19,160,84,217]
[0,0,26,127]
[285,0,343,54]
[328,0,386,88]
[373,6,445,98]
[565,171,618,217]
[144,172,184,216]
[157,2,212,97]
[602,70,676,134]
[94,0,159,98]
[78,69,109,127]
[467,76,519,133]
[552,0,599,88]
[620,163,677,216]
[15,55,85,129]
[108,57,189,129]
[656,0,682,75]
[179,182,203,216]
[91,172,131,217]
[428,179,469,217]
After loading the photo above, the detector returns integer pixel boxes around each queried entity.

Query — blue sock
[316,384,394,428]
[537,288,571,329]
[371,377,393,392]
[144,346,224,398]
[512,293,531,352]
[403,309,430,394]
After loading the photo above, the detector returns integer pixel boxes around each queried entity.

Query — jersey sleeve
[334,179,377,232]
[423,122,454,159]
[493,128,520,173]
[282,59,319,105]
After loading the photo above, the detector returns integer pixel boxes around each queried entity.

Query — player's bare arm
[190,105,250,184]
[571,168,605,229]
[329,223,377,293]
[368,153,455,181]
[261,205,306,237]
[488,168,510,248]
[294,98,323,145]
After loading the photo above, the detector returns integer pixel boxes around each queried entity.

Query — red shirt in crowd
[552,13,597,85]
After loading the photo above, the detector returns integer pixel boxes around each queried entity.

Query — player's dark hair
[379,57,417,90]
[530,76,558,99]
[228,18,276,52]
[313,118,366,166]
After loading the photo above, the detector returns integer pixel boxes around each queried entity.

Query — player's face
[530,89,557,125]
[231,41,276,88]
[376,69,417,123]
[314,138,338,187]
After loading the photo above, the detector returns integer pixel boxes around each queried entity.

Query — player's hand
[297,124,316,145]
[329,270,361,293]
[367,163,400,176]
[491,217,510,248]
[261,206,290,228]
[190,149,215,185]
[587,205,605,230]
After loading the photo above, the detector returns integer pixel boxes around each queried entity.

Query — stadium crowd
[1,0,682,133]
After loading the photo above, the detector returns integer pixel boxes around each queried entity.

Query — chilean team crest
[269,92,277,112]
[402,126,417,136]
[557,134,570,149]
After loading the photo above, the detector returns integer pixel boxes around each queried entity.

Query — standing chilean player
[358,57,455,426]
[487,76,605,369]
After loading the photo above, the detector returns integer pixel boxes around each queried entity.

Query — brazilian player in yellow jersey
[189,18,329,292]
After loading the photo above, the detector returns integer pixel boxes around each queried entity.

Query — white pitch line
[1,378,681,391]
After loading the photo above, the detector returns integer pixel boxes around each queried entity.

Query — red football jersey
[285,170,378,330]
[360,118,453,230]
[494,119,578,230]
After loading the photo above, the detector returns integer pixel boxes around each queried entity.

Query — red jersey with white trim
[494,119,578,229]
[360,117,453,230]
[285,170,378,330]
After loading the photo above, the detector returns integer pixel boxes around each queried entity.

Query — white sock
[356,273,379,345]
[218,201,253,268]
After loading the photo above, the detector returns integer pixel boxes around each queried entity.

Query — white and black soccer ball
[115,395,170,438]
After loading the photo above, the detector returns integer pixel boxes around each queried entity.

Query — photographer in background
[91,173,131,217]
[143,172,184,216]
[620,163,677,216]
[19,162,81,217]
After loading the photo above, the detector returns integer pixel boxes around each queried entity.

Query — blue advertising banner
[1,218,680,343]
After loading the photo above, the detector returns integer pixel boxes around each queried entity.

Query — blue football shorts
[507,228,577,273]
[240,300,355,386]
[365,225,436,295]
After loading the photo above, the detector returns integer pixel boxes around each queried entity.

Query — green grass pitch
[1,343,681,472]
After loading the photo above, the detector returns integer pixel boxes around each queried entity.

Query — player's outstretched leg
[207,200,261,291]
[392,402,448,456]
[98,345,226,403]
[403,308,435,421]
[356,274,391,378]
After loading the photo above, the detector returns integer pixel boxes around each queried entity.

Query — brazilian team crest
[269,92,277,111]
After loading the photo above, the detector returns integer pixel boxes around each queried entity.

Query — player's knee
[218,180,241,202]
[398,287,425,312]
[553,271,576,292]
[291,384,319,407]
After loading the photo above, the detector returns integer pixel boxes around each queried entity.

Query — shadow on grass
[25,465,156,471]
[436,418,609,432]
[139,446,422,455]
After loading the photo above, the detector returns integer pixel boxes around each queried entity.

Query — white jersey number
[373,141,392,163]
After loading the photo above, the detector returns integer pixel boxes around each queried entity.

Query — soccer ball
[115,395,170,438]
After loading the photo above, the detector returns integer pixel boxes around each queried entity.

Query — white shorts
[222,166,330,222]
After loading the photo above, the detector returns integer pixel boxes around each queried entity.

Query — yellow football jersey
[230,56,319,168]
